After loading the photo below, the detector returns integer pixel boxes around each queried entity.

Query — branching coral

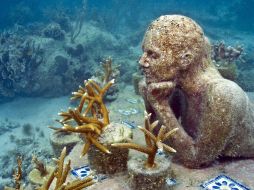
[50,79,114,156]
[95,56,120,85]
[92,57,120,101]
[101,57,113,84]
[212,41,244,66]
[38,147,94,190]
[32,155,48,177]
[4,156,23,190]
[13,156,23,189]
[112,111,178,168]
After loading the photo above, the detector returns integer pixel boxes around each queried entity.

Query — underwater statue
[139,15,254,168]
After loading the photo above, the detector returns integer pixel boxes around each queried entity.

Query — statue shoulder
[209,78,249,111]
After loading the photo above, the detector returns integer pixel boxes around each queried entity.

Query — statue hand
[147,81,176,103]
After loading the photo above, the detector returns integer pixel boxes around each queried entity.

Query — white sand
[0,96,70,157]
[0,85,144,158]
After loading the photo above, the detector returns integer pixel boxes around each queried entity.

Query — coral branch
[138,125,157,143]
[162,143,177,153]
[32,155,48,177]
[87,133,110,154]
[111,143,152,155]
[162,128,179,142]
[50,80,113,157]
[112,111,178,168]
[38,147,95,190]
[81,137,91,156]
[13,156,22,190]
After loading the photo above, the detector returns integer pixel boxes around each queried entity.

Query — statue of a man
[139,15,254,168]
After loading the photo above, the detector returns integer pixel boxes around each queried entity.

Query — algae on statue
[138,14,254,168]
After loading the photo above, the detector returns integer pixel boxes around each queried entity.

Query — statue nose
[139,54,150,68]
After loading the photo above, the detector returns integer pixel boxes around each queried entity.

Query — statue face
[139,29,179,84]
[139,15,210,85]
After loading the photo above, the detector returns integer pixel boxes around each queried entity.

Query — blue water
[0,0,254,188]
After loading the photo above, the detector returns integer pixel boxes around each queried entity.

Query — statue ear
[180,52,193,70]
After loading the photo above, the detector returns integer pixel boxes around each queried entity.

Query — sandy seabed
[0,85,254,189]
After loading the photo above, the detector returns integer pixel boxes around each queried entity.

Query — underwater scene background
[0,0,254,189]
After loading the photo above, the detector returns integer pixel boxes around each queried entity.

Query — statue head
[139,15,211,84]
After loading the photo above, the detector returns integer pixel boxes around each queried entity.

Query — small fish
[121,120,136,129]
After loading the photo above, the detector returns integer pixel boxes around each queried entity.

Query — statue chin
[144,76,155,84]
[145,76,176,85]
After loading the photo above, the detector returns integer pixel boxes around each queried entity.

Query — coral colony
[50,79,114,156]
[13,156,22,190]
[112,111,178,168]
[38,147,94,190]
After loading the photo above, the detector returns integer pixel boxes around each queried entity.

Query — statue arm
[139,78,154,114]
[146,82,234,168]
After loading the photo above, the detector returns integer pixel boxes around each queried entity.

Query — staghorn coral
[37,147,94,190]
[4,156,23,190]
[112,111,178,168]
[100,57,115,84]
[13,156,23,190]
[50,79,132,174]
[31,155,48,177]
[50,79,114,156]
[112,111,177,190]
[87,122,132,174]
[28,154,55,186]
[92,57,120,101]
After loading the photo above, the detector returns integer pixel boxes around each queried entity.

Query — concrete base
[88,122,132,174]
[49,131,81,157]
[67,144,254,190]
[127,155,171,190]
[88,145,129,174]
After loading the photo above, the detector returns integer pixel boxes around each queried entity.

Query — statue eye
[181,52,193,60]
[147,50,160,59]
